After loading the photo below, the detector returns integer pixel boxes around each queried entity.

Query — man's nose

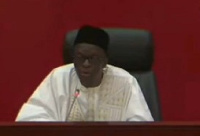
[82,59,90,67]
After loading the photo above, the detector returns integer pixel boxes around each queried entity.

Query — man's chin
[80,80,92,88]
[79,73,91,77]
[79,75,90,82]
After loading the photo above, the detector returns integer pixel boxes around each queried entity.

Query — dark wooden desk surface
[1,122,200,136]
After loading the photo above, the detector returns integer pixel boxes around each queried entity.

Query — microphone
[66,89,80,121]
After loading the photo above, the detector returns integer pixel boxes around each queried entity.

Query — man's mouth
[79,71,91,77]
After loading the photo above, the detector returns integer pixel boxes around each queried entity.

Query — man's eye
[75,56,83,59]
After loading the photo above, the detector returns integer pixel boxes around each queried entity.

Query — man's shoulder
[54,63,74,71]
[105,64,135,85]
[106,64,132,78]
[50,63,75,76]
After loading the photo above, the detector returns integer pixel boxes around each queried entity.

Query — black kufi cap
[74,25,109,52]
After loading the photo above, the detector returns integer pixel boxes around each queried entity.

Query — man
[16,25,153,121]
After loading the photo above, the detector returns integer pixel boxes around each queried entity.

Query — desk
[0,122,200,136]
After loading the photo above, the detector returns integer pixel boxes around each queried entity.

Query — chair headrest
[64,28,154,71]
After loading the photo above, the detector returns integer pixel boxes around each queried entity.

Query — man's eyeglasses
[73,56,105,64]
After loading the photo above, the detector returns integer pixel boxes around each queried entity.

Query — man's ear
[103,57,108,68]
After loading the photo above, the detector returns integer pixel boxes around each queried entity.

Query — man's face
[73,43,107,87]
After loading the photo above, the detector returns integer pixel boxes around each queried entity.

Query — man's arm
[125,77,154,121]
[15,70,60,121]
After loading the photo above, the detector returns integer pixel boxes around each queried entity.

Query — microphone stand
[65,89,80,121]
